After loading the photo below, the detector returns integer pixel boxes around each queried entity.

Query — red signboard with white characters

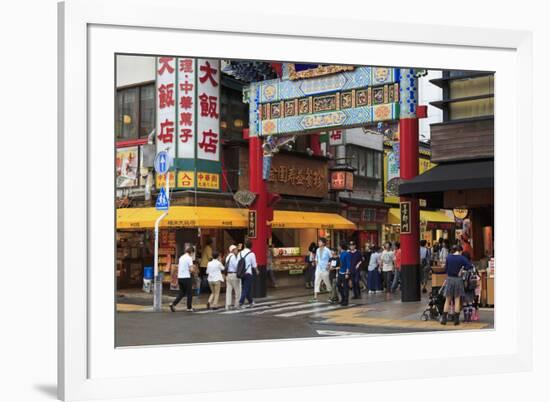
[196,59,221,162]
[177,58,196,159]
[156,57,177,160]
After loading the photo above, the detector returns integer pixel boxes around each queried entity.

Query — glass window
[116,88,139,140]
[374,152,381,178]
[139,85,155,138]
[366,150,374,177]
[358,149,366,177]
[349,146,359,172]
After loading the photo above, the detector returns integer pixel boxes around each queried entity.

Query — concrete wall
[116,55,155,88]
[344,128,383,151]
[418,70,443,141]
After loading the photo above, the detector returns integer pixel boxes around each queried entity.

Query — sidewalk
[117,285,494,332]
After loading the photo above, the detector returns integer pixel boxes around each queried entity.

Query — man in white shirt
[224,245,241,310]
[313,237,332,301]
[380,242,395,294]
[170,246,195,312]
[238,240,258,308]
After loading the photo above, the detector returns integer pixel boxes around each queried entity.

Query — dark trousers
[173,278,193,309]
[337,274,349,305]
[239,273,253,305]
[351,270,361,298]
[383,271,393,292]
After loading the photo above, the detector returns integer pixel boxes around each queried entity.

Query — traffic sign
[154,151,172,175]
[155,187,169,210]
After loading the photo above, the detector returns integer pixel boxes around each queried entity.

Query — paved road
[115,295,479,347]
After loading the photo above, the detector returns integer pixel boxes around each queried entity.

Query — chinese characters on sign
[156,57,176,159]
[196,59,221,163]
[328,129,344,146]
[330,171,353,191]
[177,58,196,159]
[155,172,176,189]
[248,210,257,239]
[196,172,220,190]
[176,171,195,189]
[156,56,221,191]
[265,153,328,198]
[399,201,411,234]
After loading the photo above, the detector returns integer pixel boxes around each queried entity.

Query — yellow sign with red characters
[196,172,220,190]
[155,171,176,189]
[176,171,195,189]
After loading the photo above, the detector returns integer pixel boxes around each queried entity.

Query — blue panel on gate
[155,187,169,210]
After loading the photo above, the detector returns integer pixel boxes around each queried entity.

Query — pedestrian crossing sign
[155,187,169,210]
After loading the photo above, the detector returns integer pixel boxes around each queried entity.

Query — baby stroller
[420,284,446,321]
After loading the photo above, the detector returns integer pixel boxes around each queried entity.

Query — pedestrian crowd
[305,238,403,306]
[169,234,483,326]
[170,239,260,312]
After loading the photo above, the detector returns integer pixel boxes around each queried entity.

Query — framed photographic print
[58,0,533,400]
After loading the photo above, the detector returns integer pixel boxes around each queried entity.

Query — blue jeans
[239,274,253,305]
[391,270,401,292]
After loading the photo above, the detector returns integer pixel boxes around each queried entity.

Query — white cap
[228,245,237,253]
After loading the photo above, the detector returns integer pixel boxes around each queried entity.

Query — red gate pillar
[399,69,421,302]
[248,134,268,297]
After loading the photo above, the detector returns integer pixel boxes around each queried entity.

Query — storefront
[384,208,456,246]
[116,206,355,289]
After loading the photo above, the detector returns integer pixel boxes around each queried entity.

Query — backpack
[463,269,478,291]
[224,254,235,271]
[236,251,252,279]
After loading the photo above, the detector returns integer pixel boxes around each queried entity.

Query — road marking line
[275,304,352,318]
[194,300,280,314]
[316,330,366,336]
[250,302,325,315]
[219,301,301,315]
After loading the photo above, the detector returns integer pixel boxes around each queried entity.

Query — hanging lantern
[329,165,355,192]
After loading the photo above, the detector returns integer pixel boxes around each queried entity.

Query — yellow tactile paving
[320,307,490,331]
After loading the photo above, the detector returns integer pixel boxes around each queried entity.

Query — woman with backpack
[440,245,471,325]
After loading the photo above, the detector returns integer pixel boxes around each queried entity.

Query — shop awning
[116,206,249,229]
[399,160,494,196]
[117,207,356,230]
[387,208,455,226]
[272,211,356,230]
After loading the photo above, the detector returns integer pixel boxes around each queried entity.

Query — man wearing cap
[224,245,241,310]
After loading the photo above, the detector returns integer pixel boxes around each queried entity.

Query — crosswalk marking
[219,301,300,315]
[194,300,280,314]
[250,302,325,316]
[275,304,352,318]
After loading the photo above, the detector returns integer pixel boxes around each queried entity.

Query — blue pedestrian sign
[155,187,169,211]
[154,151,171,175]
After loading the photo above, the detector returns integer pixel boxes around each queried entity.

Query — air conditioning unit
[141,144,156,168]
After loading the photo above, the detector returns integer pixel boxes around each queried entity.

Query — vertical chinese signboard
[177,58,196,159]
[248,210,257,239]
[399,201,411,234]
[156,57,221,191]
[156,57,177,159]
[196,59,221,190]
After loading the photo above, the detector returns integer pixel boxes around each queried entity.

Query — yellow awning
[387,208,454,225]
[116,206,248,229]
[272,211,356,230]
[117,207,356,230]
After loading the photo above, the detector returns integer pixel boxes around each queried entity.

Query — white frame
[59,0,533,400]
